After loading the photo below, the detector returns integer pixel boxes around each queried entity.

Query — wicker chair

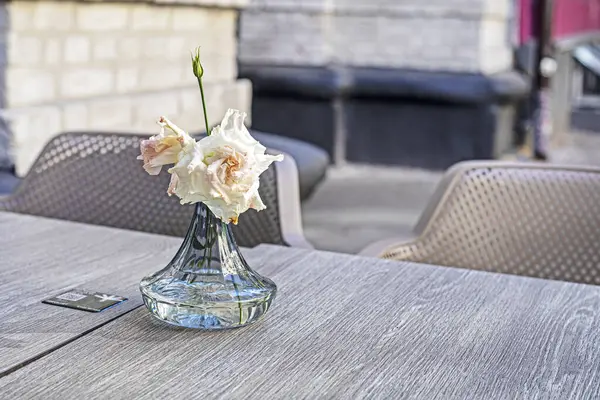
[0,132,311,249]
[360,161,600,285]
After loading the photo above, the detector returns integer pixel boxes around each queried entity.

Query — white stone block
[332,0,485,15]
[239,11,329,65]
[198,13,237,75]
[200,30,236,60]
[64,36,91,64]
[179,87,203,116]
[132,92,180,131]
[89,98,133,130]
[221,79,252,119]
[62,103,89,131]
[33,1,74,31]
[366,16,482,71]
[171,7,211,31]
[132,4,171,30]
[165,37,188,60]
[182,34,214,60]
[61,68,114,98]
[76,3,129,31]
[118,38,142,60]
[479,46,512,74]
[45,39,61,65]
[7,2,35,31]
[246,0,326,12]
[8,34,42,65]
[93,37,118,61]
[203,55,237,82]
[116,67,139,93]
[142,36,171,58]
[8,106,62,176]
[239,0,515,73]
[479,18,509,49]
[177,84,223,133]
[139,65,185,91]
[178,80,252,133]
[330,15,379,67]
[155,0,249,7]
[206,9,237,38]
[7,68,56,107]
[482,0,511,18]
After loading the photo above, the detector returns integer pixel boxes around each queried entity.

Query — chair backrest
[0,132,305,248]
[381,161,600,285]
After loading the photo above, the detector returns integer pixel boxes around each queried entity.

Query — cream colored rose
[137,117,194,175]
[167,109,283,224]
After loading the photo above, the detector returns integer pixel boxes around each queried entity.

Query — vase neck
[171,203,243,274]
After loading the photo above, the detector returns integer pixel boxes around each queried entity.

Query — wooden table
[0,211,183,377]
[2,212,600,399]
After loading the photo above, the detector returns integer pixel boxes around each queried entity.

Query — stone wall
[239,0,515,74]
[238,0,527,168]
[3,0,251,176]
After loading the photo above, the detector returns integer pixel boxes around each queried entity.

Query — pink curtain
[520,0,534,44]
[554,0,600,38]
[519,0,600,44]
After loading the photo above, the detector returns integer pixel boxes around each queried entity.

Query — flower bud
[191,47,204,79]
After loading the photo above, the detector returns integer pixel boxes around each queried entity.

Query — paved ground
[302,165,441,254]
[549,130,600,167]
[302,129,600,254]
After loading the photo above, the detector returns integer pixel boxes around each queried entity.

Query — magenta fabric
[519,0,534,44]
[554,0,600,39]
[519,0,600,44]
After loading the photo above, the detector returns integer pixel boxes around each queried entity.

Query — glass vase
[139,202,277,330]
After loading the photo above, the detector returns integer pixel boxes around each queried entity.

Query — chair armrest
[274,153,314,249]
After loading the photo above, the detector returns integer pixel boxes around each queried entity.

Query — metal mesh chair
[361,161,600,285]
[0,132,311,249]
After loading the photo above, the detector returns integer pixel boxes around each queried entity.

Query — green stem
[196,77,211,135]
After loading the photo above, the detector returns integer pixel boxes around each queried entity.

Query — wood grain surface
[4,244,600,399]
[0,211,183,376]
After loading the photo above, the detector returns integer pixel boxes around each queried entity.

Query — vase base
[140,277,276,330]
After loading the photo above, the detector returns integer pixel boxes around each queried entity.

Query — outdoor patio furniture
[361,161,600,285]
[0,132,311,249]
[250,131,329,200]
[2,211,600,398]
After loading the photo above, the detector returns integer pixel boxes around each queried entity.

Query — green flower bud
[191,47,204,79]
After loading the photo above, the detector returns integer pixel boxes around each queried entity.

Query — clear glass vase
[139,203,277,330]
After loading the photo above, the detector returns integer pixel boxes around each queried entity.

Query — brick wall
[239,0,514,74]
[2,0,251,176]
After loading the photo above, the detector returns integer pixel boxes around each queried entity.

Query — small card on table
[42,289,127,312]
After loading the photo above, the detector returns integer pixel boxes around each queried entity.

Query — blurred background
[0,0,599,253]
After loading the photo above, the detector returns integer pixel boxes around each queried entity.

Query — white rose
[167,109,283,224]
[137,117,195,175]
